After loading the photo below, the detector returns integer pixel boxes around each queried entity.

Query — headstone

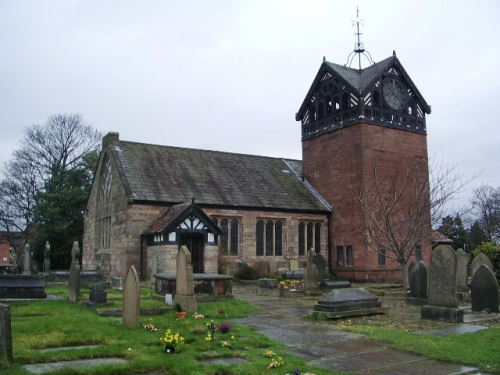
[471,265,499,313]
[150,256,160,284]
[89,282,108,304]
[43,241,51,274]
[313,253,326,281]
[0,303,13,365]
[289,259,299,271]
[68,242,81,303]
[110,276,124,290]
[173,246,198,312]
[304,249,319,289]
[470,253,494,278]
[22,244,31,275]
[455,248,470,293]
[122,266,140,328]
[421,245,463,322]
[407,261,428,305]
[313,288,387,318]
[258,278,278,288]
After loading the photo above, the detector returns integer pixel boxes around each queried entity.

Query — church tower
[296,13,432,282]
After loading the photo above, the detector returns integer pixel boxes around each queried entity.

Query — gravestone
[471,264,499,313]
[89,282,108,304]
[304,249,319,289]
[455,248,470,292]
[22,244,31,275]
[122,266,140,328]
[173,246,198,312]
[470,253,493,278]
[313,253,326,281]
[289,259,299,271]
[68,242,81,303]
[150,256,160,283]
[0,303,13,365]
[110,276,124,290]
[407,261,428,305]
[43,241,51,274]
[421,245,463,322]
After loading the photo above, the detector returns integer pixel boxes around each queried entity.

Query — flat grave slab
[367,359,479,374]
[286,338,386,360]
[23,357,128,374]
[259,327,362,346]
[198,357,249,365]
[417,324,489,336]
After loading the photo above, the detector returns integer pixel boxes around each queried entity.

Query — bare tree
[351,162,431,289]
[470,184,500,243]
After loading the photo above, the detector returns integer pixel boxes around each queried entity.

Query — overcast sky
[1,0,499,216]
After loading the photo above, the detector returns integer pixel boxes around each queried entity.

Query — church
[82,48,432,283]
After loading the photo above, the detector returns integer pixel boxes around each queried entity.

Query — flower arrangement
[221,340,231,348]
[278,279,304,290]
[174,303,184,313]
[262,349,275,358]
[217,322,232,334]
[160,329,185,351]
[267,356,284,368]
[215,306,225,315]
[205,320,217,341]
[143,324,157,331]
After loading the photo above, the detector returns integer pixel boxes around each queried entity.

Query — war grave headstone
[68,241,81,303]
[304,248,319,289]
[173,245,198,312]
[470,253,493,278]
[421,245,464,323]
[407,260,428,305]
[0,303,13,365]
[471,264,499,313]
[289,259,299,271]
[122,266,140,328]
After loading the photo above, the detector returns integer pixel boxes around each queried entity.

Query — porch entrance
[179,233,204,273]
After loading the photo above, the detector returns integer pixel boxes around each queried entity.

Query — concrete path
[231,284,483,375]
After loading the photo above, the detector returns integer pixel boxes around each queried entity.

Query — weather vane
[346,7,374,69]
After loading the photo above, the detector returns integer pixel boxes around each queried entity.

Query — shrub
[235,263,260,280]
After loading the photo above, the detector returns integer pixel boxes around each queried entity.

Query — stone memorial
[0,303,13,365]
[68,241,81,303]
[0,275,47,299]
[289,259,299,271]
[407,260,428,305]
[110,276,124,290]
[312,288,387,318]
[89,282,108,304]
[173,246,198,312]
[304,248,319,289]
[421,245,463,323]
[455,248,470,293]
[313,252,326,281]
[22,244,31,275]
[471,264,499,313]
[122,266,140,328]
[470,253,493,278]
[43,241,51,274]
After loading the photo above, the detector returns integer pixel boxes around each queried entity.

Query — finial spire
[346,7,374,69]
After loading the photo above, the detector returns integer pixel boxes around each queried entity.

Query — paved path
[231,284,483,375]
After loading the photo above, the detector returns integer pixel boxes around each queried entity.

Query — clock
[383,78,406,111]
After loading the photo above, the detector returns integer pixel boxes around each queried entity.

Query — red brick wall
[303,122,432,282]
[0,241,10,265]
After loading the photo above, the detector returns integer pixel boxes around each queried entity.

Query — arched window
[298,222,305,256]
[98,157,112,249]
[315,223,321,254]
[230,219,239,255]
[220,219,228,254]
[257,219,284,256]
[256,220,264,256]
[307,222,313,251]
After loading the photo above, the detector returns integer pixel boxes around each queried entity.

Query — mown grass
[1,287,338,375]
[343,324,500,374]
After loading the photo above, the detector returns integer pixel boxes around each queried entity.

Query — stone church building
[82,52,432,283]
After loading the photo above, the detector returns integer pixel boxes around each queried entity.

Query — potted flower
[160,329,185,353]
[218,322,232,334]
[175,303,186,319]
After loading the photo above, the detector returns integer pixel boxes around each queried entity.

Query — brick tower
[296,49,432,282]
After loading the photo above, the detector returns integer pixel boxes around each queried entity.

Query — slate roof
[108,138,331,213]
[296,54,431,120]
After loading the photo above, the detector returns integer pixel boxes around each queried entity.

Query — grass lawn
[1,287,337,375]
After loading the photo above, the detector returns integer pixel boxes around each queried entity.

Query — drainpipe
[140,234,144,281]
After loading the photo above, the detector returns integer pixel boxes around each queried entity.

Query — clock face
[383,78,406,111]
